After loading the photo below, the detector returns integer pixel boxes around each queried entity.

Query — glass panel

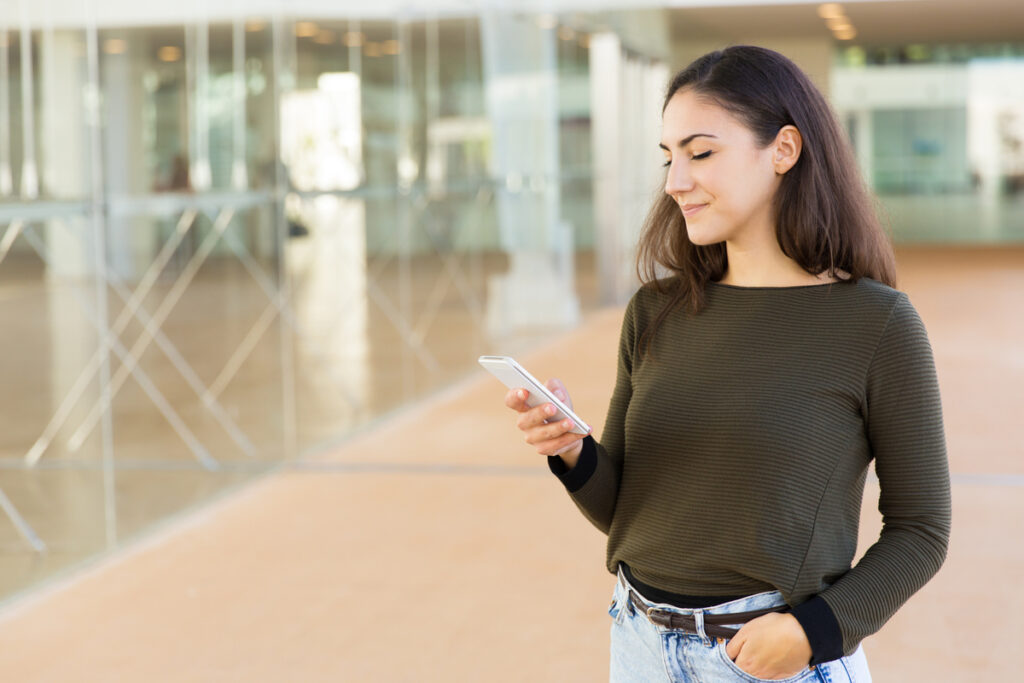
[834,43,1024,243]
[0,9,652,605]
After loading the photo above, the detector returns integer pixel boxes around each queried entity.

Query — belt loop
[693,609,711,646]
[616,565,635,617]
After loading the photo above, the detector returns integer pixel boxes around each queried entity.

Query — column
[480,11,579,337]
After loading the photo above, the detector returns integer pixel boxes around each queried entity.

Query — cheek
[722,159,776,208]
[749,152,780,194]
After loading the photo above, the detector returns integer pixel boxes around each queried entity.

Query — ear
[772,125,802,175]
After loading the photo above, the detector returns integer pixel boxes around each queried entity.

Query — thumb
[725,634,744,661]
[546,378,568,401]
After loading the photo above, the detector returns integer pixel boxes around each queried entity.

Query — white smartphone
[478,355,591,435]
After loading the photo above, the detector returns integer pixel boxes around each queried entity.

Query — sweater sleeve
[547,294,636,534]
[806,294,951,655]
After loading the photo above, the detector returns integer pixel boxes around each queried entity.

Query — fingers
[504,387,563,413]
[515,401,561,431]
[545,378,573,409]
[532,430,586,457]
[552,433,587,456]
[504,388,531,412]
[546,377,564,397]
[515,400,583,455]
[523,415,576,443]
[725,631,744,660]
[504,380,584,456]
[722,615,810,679]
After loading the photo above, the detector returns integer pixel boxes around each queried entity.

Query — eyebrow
[658,133,718,151]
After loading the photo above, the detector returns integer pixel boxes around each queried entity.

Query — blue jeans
[608,567,872,682]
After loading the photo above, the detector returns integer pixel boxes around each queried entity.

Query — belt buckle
[645,605,667,626]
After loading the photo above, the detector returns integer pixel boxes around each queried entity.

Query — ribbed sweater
[549,277,950,661]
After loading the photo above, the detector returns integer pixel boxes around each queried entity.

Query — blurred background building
[1,0,1022,602]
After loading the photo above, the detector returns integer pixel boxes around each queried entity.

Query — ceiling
[667,1,1024,46]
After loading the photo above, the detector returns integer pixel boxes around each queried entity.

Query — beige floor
[0,249,593,600]
[0,246,1021,681]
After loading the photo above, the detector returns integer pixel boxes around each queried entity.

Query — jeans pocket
[715,640,816,683]
[608,582,628,625]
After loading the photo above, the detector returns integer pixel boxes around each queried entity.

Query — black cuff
[546,435,597,493]
[789,595,844,665]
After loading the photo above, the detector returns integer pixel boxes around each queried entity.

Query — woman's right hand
[504,378,589,469]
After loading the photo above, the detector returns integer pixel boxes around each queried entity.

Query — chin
[685,225,726,246]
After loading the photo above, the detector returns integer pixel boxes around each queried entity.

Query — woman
[503,46,950,682]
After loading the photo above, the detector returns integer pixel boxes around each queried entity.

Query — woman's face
[660,89,783,247]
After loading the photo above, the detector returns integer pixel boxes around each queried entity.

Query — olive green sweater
[550,278,950,660]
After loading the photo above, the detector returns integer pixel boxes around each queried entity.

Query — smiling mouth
[680,203,707,218]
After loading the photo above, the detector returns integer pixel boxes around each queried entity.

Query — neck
[719,234,834,287]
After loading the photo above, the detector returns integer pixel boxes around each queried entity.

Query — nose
[664,159,695,197]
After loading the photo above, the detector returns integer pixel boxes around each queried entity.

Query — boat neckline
[707,280,851,291]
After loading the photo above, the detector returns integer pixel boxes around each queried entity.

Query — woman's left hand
[724,612,812,680]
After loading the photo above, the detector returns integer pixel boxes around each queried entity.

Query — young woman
[503,46,950,682]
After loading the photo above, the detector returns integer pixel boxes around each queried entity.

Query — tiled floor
[0,245,1020,681]
[0,246,600,600]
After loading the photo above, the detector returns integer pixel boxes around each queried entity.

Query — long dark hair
[636,45,897,357]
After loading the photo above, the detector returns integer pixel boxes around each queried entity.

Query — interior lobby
[0,1,1021,680]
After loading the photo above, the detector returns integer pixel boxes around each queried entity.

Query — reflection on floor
[0,249,600,600]
[0,244,1020,681]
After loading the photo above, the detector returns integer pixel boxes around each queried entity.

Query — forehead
[661,89,746,143]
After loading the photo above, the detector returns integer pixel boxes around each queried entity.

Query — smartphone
[478,355,591,435]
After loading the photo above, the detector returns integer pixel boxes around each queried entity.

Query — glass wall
[0,10,621,603]
[833,43,1024,243]
[0,16,290,599]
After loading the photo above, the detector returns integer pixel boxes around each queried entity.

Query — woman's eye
[663,151,711,167]
[664,151,711,167]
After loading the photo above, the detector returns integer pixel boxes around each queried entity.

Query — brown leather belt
[627,588,787,639]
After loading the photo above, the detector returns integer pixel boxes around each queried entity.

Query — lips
[680,203,707,218]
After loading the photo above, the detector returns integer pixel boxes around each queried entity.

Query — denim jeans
[608,567,872,682]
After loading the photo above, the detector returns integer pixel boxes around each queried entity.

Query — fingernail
[546,405,556,415]
[517,390,525,399]
[562,419,572,428]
